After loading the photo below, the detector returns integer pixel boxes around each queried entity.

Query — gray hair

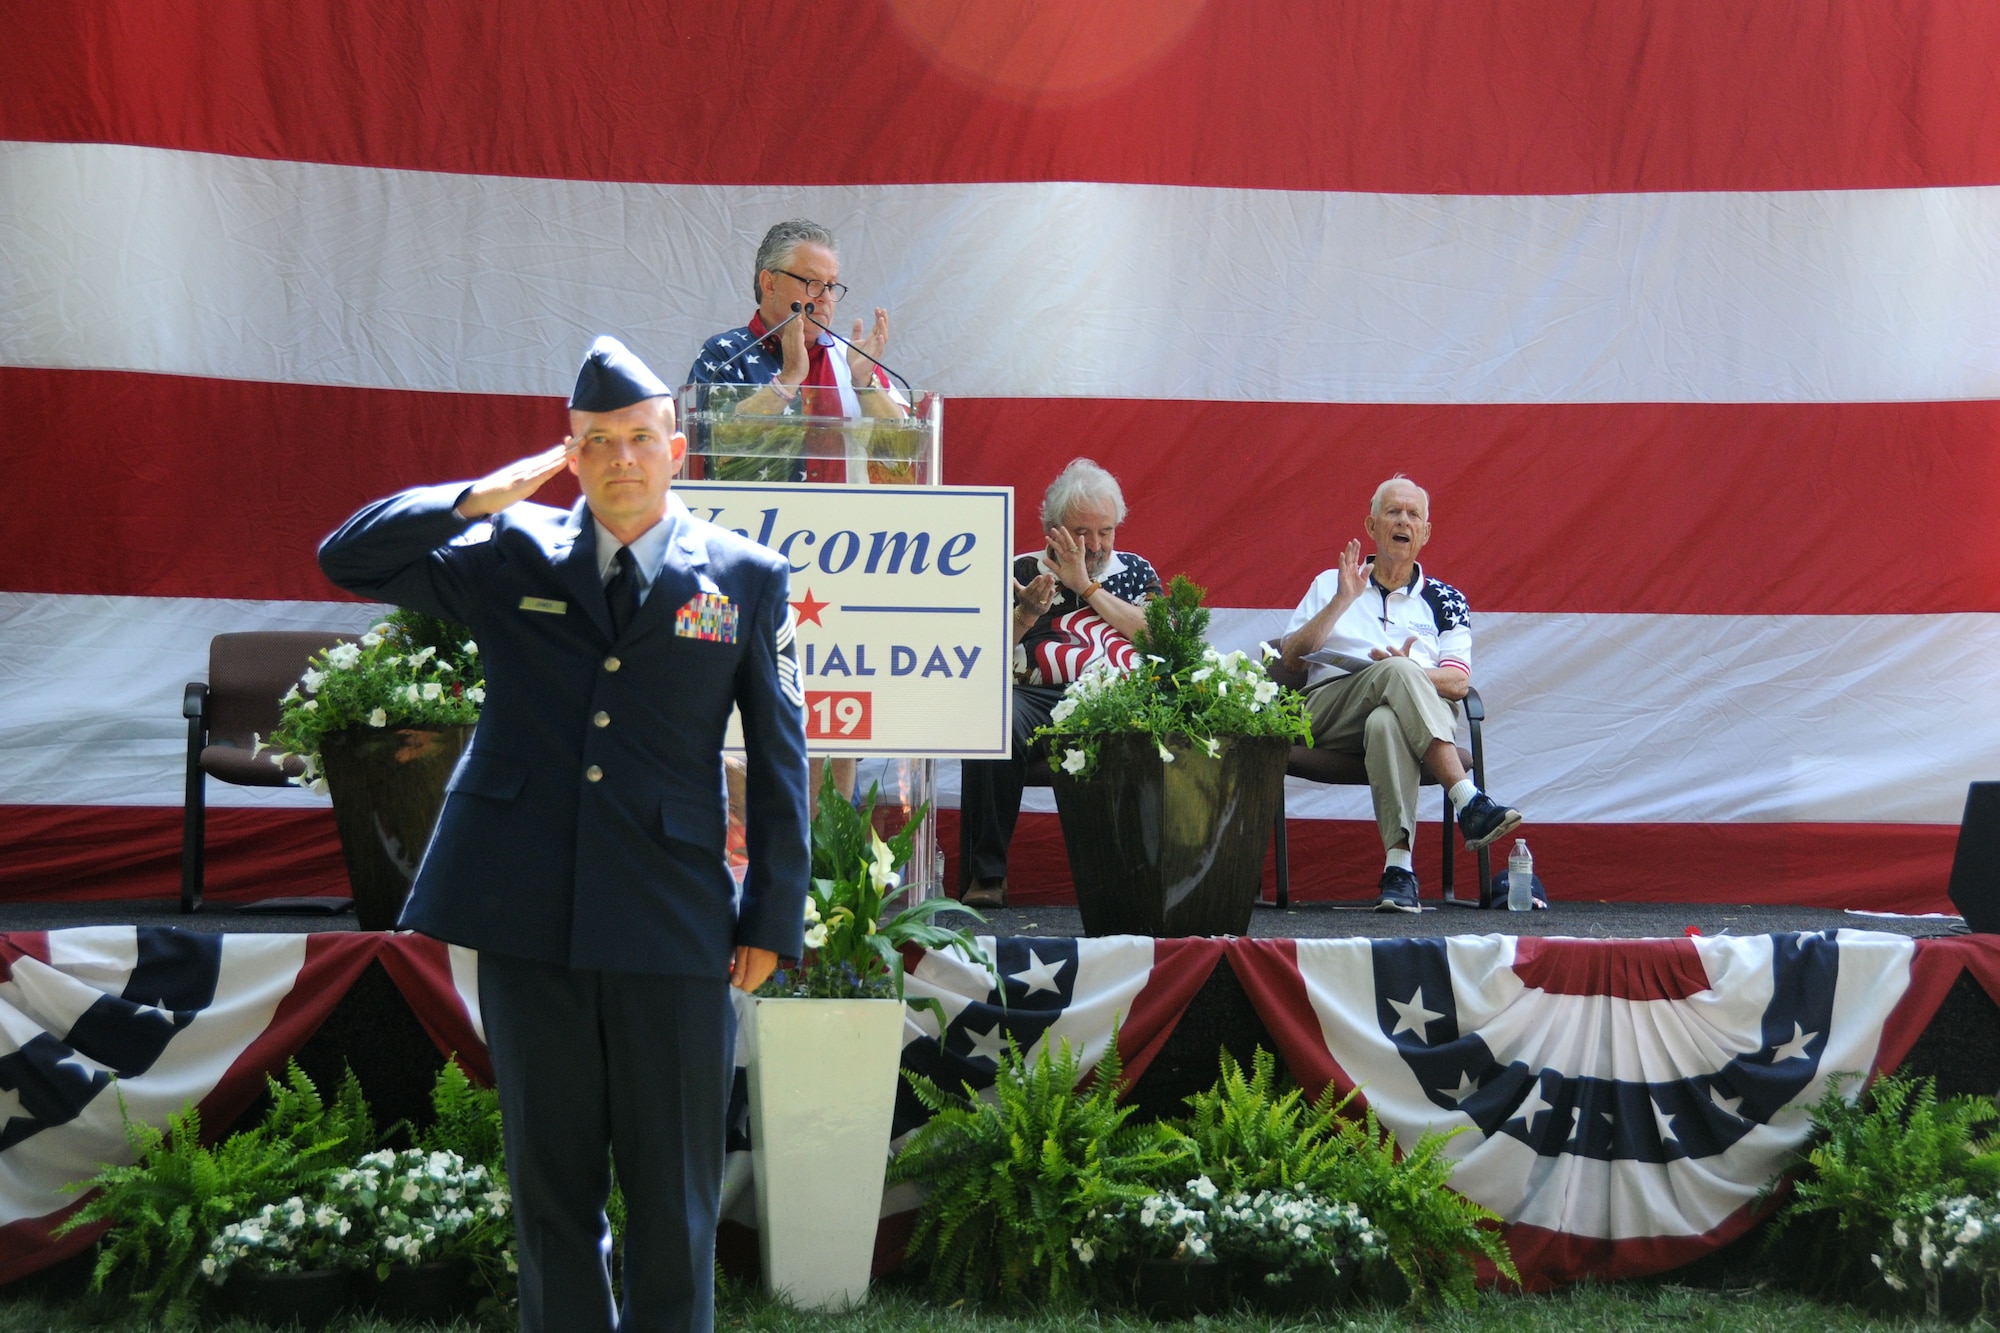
[752,219,837,303]
[1370,474,1430,519]
[1041,458,1127,529]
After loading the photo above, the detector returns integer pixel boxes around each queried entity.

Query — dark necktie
[606,546,641,636]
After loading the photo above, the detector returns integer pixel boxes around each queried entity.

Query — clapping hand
[1013,572,1058,620]
[1045,527,1093,593]
[846,307,890,386]
[456,441,577,519]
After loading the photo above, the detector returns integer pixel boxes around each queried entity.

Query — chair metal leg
[1269,808,1290,909]
[180,687,207,913]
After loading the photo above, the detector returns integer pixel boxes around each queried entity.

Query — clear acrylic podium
[676,380,947,902]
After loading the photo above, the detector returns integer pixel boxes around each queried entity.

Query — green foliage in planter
[267,607,483,794]
[56,1062,374,1326]
[1176,1048,1361,1193]
[415,1056,504,1173]
[889,1031,1194,1306]
[1035,575,1310,778]
[1767,1072,2000,1300]
[758,768,993,1018]
[1325,1101,1517,1312]
[1166,1047,1516,1311]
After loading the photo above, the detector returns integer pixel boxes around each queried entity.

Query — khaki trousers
[1304,656,1459,853]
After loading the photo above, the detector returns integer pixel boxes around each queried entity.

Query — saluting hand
[456,441,576,519]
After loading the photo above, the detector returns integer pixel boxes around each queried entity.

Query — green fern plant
[56,1061,375,1326]
[1178,1047,1361,1192]
[1320,1101,1518,1311]
[415,1055,504,1172]
[1768,1071,2000,1298]
[889,1030,1193,1306]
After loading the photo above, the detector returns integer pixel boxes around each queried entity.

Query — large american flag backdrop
[2,3,1998,908]
[4,926,1998,1286]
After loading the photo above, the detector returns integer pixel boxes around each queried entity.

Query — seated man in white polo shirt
[1277,475,1522,912]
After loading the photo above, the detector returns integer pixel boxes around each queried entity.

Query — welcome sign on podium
[681,482,1014,759]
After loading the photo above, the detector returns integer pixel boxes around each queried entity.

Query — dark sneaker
[1376,866,1421,914]
[1458,793,1523,850]
[961,877,1008,909]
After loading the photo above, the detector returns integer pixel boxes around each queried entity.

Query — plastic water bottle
[1507,839,1534,912]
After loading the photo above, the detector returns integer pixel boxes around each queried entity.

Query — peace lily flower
[866,831,900,893]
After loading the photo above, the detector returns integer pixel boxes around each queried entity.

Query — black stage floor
[0,896,1966,941]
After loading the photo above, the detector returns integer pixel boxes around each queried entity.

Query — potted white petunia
[267,609,483,928]
[1035,576,1311,937]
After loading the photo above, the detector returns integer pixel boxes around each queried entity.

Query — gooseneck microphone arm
[800,309,917,401]
[708,302,808,377]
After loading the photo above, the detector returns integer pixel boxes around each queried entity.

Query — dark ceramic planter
[319,725,472,930]
[1049,733,1286,937]
[1232,1259,1353,1311]
[360,1255,477,1320]
[225,1267,352,1327]
[1133,1257,1227,1320]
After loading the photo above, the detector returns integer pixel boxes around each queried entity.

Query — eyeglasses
[773,268,849,302]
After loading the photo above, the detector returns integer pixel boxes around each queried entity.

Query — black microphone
[801,309,917,400]
[708,301,808,377]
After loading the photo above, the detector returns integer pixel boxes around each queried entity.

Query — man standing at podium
[320,336,810,1332]
[686,218,903,482]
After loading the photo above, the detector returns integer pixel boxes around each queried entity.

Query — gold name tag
[519,597,567,614]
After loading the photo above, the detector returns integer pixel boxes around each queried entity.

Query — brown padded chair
[181,630,357,913]
[1261,639,1489,909]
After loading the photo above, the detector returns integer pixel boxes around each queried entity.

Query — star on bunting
[963,1023,1008,1066]
[1440,1071,1481,1105]
[1651,1096,1679,1148]
[1387,986,1445,1043]
[1770,1022,1818,1063]
[1509,1076,1553,1133]
[790,588,828,627]
[1008,949,1068,997]
[0,1082,25,1128]
[1708,1082,1744,1118]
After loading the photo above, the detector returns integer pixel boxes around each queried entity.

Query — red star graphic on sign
[790,588,828,627]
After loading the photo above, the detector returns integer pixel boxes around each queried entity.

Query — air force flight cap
[569,335,671,412]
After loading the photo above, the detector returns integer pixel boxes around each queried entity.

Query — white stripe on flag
[5,141,1998,405]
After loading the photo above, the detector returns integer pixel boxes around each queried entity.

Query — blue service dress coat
[318,484,810,976]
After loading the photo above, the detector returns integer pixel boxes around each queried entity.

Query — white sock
[1384,848,1413,873]
[1448,779,1478,813]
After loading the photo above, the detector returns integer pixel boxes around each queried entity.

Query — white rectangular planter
[747,996,906,1311]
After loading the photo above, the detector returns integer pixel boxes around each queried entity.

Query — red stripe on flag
[1222,938,1363,1108]
[8,369,2000,617]
[1876,936,2000,1076]
[188,934,386,1189]
[971,813,1960,915]
[1107,938,1224,1091]
[1510,938,1712,1002]
[0,805,348,904]
[0,932,53,977]
[4,2,1996,193]
[377,936,492,1085]
[1499,1204,1775,1290]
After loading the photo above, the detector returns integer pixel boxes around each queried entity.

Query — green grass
[0,1280,1963,1333]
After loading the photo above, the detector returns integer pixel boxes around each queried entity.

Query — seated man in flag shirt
[958,459,1163,908]
[1277,475,1523,913]
[685,217,904,483]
